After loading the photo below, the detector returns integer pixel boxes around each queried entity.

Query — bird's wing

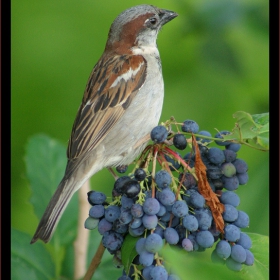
[67,54,147,164]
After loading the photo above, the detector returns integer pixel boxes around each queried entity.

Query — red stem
[164,146,192,173]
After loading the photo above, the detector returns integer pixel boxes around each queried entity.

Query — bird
[31,4,178,244]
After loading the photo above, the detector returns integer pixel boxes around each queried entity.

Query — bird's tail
[30,177,79,244]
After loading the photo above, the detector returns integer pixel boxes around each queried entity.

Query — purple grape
[151,125,168,143]
[119,209,132,224]
[221,175,239,191]
[143,198,160,215]
[142,214,158,230]
[164,227,179,245]
[87,191,106,205]
[214,130,231,146]
[102,231,123,251]
[123,179,140,198]
[89,205,105,219]
[226,143,241,152]
[236,232,252,249]
[134,168,146,181]
[224,224,241,242]
[157,188,176,206]
[244,249,254,266]
[105,205,121,223]
[206,164,223,179]
[131,204,144,218]
[230,244,246,263]
[170,216,180,228]
[237,172,249,185]
[222,204,238,222]
[182,120,199,133]
[196,130,212,143]
[121,196,134,210]
[195,230,214,248]
[142,265,154,280]
[157,203,167,217]
[171,200,189,217]
[116,165,128,174]
[173,134,187,150]
[178,172,197,188]
[207,147,226,164]
[160,211,171,223]
[185,189,205,209]
[155,170,172,189]
[175,224,187,245]
[145,233,163,253]
[182,238,193,252]
[223,149,237,162]
[215,240,231,259]
[135,237,146,254]
[233,210,249,228]
[98,218,112,235]
[150,266,168,280]
[233,159,248,174]
[139,250,155,266]
[194,208,213,230]
[130,218,142,229]
[220,191,240,207]
[188,233,199,251]
[154,224,164,238]
[182,215,198,232]
[112,219,128,234]
[114,176,131,194]
[129,224,145,237]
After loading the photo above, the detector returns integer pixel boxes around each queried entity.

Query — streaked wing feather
[67,54,147,163]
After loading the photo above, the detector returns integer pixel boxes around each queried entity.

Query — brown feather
[67,54,147,164]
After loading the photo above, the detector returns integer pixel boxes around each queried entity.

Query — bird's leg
[107,167,119,181]
[163,139,173,146]
[133,133,151,149]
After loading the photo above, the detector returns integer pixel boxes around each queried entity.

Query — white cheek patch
[110,62,144,88]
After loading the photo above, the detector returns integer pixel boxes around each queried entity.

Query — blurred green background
[12,0,268,278]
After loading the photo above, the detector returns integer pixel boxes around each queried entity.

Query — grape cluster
[84,119,254,279]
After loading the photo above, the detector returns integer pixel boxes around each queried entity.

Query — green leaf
[25,134,78,246]
[222,111,269,150]
[239,233,269,280]
[162,246,243,280]
[11,228,56,280]
[121,234,139,274]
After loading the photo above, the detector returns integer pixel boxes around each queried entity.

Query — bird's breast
[98,53,164,167]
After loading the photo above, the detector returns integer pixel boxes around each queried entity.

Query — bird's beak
[159,9,178,25]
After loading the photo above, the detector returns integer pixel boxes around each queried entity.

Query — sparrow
[31,4,178,244]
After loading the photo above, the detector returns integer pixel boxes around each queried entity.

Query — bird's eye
[149,17,157,25]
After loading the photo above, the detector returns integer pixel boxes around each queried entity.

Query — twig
[151,147,158,198]
[83,240,106,280]
[74,180,91,279]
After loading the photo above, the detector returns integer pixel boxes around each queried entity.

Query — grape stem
[157,151,181,199]
[151,147,158,198]
[163,146,198,180]
[83,240,106,280]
